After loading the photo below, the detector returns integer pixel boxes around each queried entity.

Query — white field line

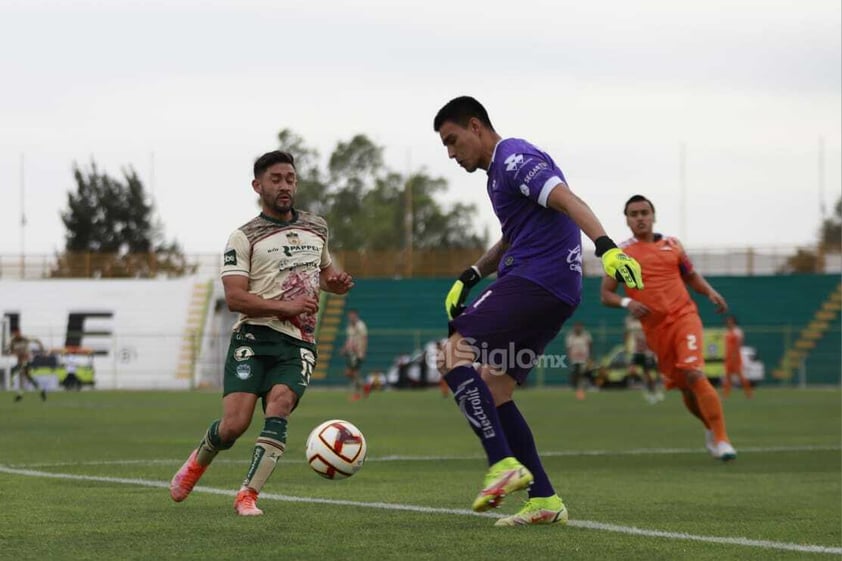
[7,444,840,469]
[0,464,839,556]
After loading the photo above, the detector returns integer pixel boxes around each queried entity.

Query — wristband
[620,297,632,308]
[594,236,617,257]
[459,266,482,288]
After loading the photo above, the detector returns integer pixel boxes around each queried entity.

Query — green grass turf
[0,387,839,561]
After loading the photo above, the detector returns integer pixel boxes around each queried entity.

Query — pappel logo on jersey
[235,364,252,380]
[504,153,524,172]
[283,243,320,257]
[224,249,237,266]
[286,232,301,246]
[234,346,254,361]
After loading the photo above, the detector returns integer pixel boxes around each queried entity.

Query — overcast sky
[0,0,839,257]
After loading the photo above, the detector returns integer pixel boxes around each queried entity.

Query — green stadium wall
[318,274,841,387]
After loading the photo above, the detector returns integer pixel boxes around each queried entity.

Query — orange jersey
[725,326,744,372]
[620,235,698,331]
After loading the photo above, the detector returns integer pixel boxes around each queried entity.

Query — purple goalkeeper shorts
[449,274,576,384]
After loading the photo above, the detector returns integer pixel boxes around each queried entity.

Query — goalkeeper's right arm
[444,237,510,320]
[545,182,643,289]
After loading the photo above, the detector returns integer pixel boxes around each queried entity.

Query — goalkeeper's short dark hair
[254,150,296,178]
[434,96,495,132]
[623,194,655,216]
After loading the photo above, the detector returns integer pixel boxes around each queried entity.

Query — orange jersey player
[600,194,737,461]
[723,315,753,398]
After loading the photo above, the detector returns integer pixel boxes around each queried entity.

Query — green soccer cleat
[471,457,533,512]
[494,495,567,526]
[494,494,569,526]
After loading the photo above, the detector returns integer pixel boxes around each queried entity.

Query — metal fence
[1,245,840,279]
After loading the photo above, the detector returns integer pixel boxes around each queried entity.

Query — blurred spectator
[5,328,47,402]
[624,313,663,403]
[565,322,592,400]
[723,315,753,399]
[340,309,368,401]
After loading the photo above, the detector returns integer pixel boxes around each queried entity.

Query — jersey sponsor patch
[234,346,254,361]
[224,249,237,266]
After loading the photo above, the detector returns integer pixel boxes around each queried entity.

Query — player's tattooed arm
[473,237,510,277]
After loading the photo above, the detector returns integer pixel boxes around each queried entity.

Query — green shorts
[345,354,364,370]
[223,324,317,400]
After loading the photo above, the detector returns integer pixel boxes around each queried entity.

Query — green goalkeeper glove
[595,237,644,290]
[445,266,482,320]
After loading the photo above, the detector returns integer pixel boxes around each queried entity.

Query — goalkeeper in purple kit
[433,96,642,526]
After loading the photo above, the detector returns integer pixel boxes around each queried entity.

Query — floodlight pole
[19,154,25,279]
[818,136,826,221]
[404,149,413,278]
[679,142,687,244]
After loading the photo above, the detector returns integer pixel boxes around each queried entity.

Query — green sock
[196,420,234,466]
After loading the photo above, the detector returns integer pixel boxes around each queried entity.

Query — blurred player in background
[340,308,368,401]
[565,322,592,401]
[601,194,736,461]
[723,315,753,399]
[169,150,354,516]
[433,96,643,526]
[624,312,663,403]
[5,328,47,402]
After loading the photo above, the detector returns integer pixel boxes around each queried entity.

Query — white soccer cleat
[705,430,736,461]
[714,441,737,462]
[704,430,717,457]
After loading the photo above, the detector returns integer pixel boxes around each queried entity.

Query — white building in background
[0,277,209,390]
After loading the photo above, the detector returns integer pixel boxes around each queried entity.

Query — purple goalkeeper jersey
[486,137,583,306]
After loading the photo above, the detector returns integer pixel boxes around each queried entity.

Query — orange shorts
[645,314,705,390]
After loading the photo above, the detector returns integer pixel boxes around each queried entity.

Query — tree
[277,129,487,252]
[54,162,193,278]
[779,196,842,273]
[276,129,329,217]
[820,198,842,251]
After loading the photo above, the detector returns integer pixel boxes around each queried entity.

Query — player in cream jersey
[171,150,354,516]
[221,209,332,344]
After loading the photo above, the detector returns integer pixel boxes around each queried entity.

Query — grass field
[0,386,839,561]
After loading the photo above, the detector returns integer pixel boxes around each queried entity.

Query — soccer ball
[305,419,367,479]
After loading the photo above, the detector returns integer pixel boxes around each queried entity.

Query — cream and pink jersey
[220,211,331,344]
